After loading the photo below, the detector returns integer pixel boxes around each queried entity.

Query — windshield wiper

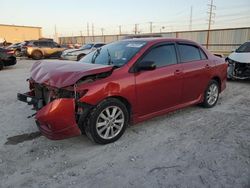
[91,48,101,64]
[106,48,113,65]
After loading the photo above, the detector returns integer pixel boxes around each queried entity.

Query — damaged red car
[18,38,227,144]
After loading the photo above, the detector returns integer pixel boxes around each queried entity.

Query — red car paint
[35,99,81,140]
[31,60,113,88]
[19,38,227,140]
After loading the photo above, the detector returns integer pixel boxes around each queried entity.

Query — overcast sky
[1,0,250,37]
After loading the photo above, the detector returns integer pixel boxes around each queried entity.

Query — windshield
[80,44,94,50]
[236,42,250,53]
[80,41,147,67]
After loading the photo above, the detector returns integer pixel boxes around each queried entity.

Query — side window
[200,49,208,60]
[94,44,104,48]
[178,44,201,62]
[141,44,177,68]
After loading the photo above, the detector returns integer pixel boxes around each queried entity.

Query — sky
[0,0,250,37]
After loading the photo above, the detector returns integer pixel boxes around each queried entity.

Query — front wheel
[85,98,129,144]
[202,80,219,108]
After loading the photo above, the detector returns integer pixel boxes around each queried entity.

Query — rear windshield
[236,42,250,53]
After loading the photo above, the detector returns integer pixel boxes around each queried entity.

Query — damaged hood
[31,60,113,88]
[228,52,250,64]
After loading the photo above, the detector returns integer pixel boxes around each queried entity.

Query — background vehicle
[22,40,65,60]
[5,43,22,57]
[227,41,250,80]
[0,48,16,70]
[61,43,106,61]
[18,38,227,144]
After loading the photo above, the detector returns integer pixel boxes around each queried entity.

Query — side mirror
[136,61,156,72]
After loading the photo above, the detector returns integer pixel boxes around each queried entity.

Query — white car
[61,43,105,61]
[227,41,250,80]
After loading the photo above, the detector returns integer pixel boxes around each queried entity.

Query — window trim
[130,42,179,73]
[176,42,207,63]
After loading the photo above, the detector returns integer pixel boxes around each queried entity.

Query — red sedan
[18,38,227,144]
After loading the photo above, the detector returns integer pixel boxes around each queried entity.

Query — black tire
[202,80,219,108]
[85,98,129,144]
[77,54,85,61]
[0,61,3,70]
[31,50,43,60]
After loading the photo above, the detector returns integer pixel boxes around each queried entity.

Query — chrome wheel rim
[207,83,219,105]
[96,106,124,140]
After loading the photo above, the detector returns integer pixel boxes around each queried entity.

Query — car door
[134,43,183,117]
[177,43,210,104]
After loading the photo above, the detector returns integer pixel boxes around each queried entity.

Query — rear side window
[178,44,201,62]
[94,43,105,48]
[141,44,177,68]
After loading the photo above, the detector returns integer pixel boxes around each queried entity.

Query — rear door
[177,43,210,104]
[134,43,183,117]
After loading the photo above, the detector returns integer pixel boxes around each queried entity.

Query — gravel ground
[0,60,249,188]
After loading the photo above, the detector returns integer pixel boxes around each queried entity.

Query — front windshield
[80,44,94,50]
[236,42,250,53]
[80,41,147,67]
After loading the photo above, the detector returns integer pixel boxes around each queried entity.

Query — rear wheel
[85,98,129,144]
[31,51,43,60]
[14,50,21,57]
[202,80,219,108]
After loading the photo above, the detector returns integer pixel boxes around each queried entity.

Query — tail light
[6,50,14,55]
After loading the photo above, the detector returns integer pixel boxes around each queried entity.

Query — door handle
[205,64,210,69]
[174,69,182,75]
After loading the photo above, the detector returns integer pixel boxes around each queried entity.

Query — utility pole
[119,25,122,35]
[189,6,193,31]
[87,23,90,36]
[149,22,153,33]
[80,31,83,44]
[54,25,58,42]
[101,28,104,36]
[206,0,216,49]
[134,24,138,34]
[92,23,94,36]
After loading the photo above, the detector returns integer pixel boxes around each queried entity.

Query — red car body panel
[31,60,113,88]
[35,99,81,140]
[18,38,227,140]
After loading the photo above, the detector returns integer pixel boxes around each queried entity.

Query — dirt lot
[0,60,249,188]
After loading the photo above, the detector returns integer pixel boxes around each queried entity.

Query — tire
[14,50,21,57]
[31,50,43,60]
[85,98,129,144]
[77,54,85,61]
[202,80,219,108]
[0,61,3,70]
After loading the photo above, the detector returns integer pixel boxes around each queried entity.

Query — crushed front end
[227,58,250,80]
[17,80,90,140]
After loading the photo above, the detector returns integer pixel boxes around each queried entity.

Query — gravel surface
[0,60,249,188]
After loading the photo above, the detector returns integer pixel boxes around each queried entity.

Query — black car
[0,48,17,70]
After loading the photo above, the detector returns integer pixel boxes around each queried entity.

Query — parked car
[5,42,22,56]
[0,48,16,70]
[17,38,227,144]
[22,40,66,60]
[61,43,106,61]
[227,41,250,80]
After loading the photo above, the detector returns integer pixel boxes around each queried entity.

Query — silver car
[61,43,105,61]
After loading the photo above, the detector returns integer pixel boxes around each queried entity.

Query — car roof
[122,37,197,44]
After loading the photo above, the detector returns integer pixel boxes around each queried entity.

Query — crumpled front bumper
[17,93,81,140]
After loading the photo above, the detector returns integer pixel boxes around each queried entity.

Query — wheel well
[32,50,43,56]
[212,76,221,92]
[106,96,132,119]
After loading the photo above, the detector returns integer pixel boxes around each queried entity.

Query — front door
[134,43,183,117]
